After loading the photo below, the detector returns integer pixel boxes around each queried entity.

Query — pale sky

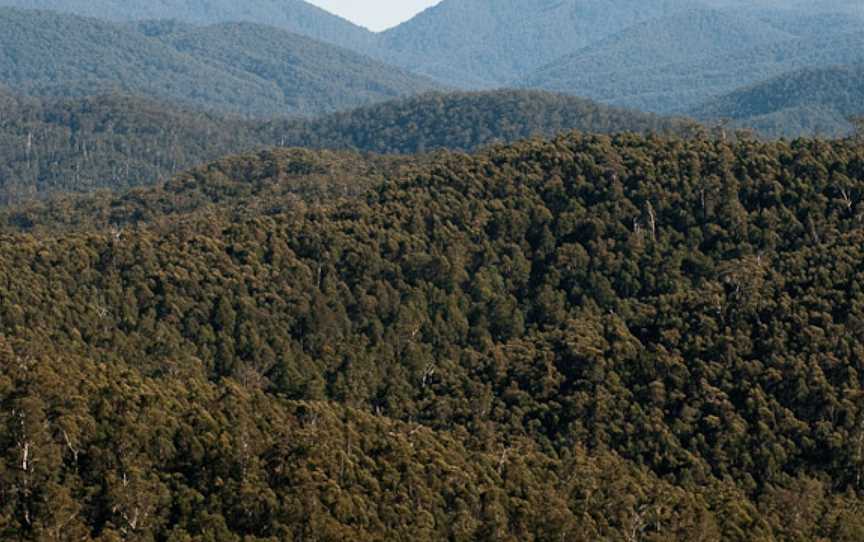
[306,0,443,31]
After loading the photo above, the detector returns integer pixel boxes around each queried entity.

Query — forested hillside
[0,89,699,204]
[702,0,862,14]
[271,90,701,155]
[691,65,864,138]
[529,7,792,74]
[0,93,271,204]
[377,0,692,87]
[3,132,864,538]
[0,8,439,117]
[5,0,864,122]
[0,0,381,54]
[523,16,864,113]
[521,7,792,111]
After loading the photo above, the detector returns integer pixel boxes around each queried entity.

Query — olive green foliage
[3,133,864,539]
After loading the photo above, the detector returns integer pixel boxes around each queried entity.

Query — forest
[1,4,862,138]
[2,130,864,539]
[691,65,864,138]
[0,8,438,118]
[2,2,864,539]
[0,90,698,204]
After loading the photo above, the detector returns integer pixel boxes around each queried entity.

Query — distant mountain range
[521,7,864,114]
[0,0,381,53]
[0,1,862,138]
[691,65,864,137]
[375,0,695,87]
[0,8,440,117]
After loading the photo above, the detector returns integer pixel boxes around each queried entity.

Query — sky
[306,0,443,31]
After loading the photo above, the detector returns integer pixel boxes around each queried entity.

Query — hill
[3,133,864,539]
[377,0,692,87]
[0,8,440,117]
[0,93,273,204]
[0,0,380,53]
[271,90,701,155]
[526,8,792,76]
[524,24,864,113]
[690,65,864,137]
[0,89,699,204]
[753,10,864,40]
[701,0,863,14]
[159,22,440,115]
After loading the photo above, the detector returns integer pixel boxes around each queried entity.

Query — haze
[306,0,442,31]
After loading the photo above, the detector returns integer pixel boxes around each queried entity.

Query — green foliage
[0,93,269,203]
[691,65,864,138]
[270,90,701,155]
[524,22,864,114]
[0,89,698,204]
[3,132,864,537]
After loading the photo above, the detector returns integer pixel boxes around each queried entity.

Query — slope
[521,7,798,112]
[691,65,864,137]
[0,89,699,204]
[524,22,864,113]
[700,0,863,14]
[0,0,380,54]
[272,89,701,154]
[378,0,692,87]
[3,134,864,539]
[160,22,439,117]
[0,8,440,117]
[692,65,864,119]
[0,93,273,204]
[528,8,792,75]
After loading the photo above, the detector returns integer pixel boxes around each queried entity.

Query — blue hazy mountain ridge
[4,0,863,98]
[376,0,695,87]
[160,22,443,116]
[0,8,442,117]
[371,0,863,88]
[0,0,862,138]
[522,12,864,114]
[0,0,697,89]
[754,11,864,40]
[524,8,793,76]
[690,65,864,137]
[0,0,380,53]
[699,0,862,13]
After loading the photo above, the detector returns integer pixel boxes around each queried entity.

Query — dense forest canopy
[0,89,699,204]
[691,65,864,138]
[0,93,267,204]
[2,131,864,539]
[2,0,864,539]
[268,90,701,155]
